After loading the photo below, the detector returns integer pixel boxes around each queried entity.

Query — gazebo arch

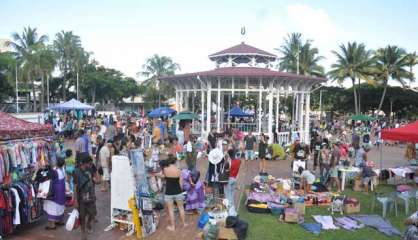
[160,42,326,144]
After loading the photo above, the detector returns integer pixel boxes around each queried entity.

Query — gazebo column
[293,92,298,130]
[175,89,179,133]
[185,91,190,111]
[298,92,304,135]
[201,89,205,136]
[268,82,274,143]
[206,80,212,134]
[175,90,180,112]
[258,78,263,134]
[216,77,221,132]
[179,91,184,112]
[304,91,311,143]
[275,88,280,134]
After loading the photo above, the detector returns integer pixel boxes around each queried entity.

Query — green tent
[171,111,199,120]
[351,114,375,121]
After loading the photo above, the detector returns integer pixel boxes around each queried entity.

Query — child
[360,161,375,192]
[65,149,75,193]
[298,167,315,193]
[182,169,205,214]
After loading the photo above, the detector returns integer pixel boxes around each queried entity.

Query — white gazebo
[160,42,326,144]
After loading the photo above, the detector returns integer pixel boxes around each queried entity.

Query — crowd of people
[37,110,418,239]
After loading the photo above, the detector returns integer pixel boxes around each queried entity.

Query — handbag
[218,160,230,183]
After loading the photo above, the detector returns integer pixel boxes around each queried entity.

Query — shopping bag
[66,209,79,231]
[37,180,51,199]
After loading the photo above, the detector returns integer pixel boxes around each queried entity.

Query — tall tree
[36,46,56,110]
[139,54,180,108]
[277,33,325,77]
[328,42,373,114]
[53,30,82,101]
[7,26,48,111]
[0,52,16,103]
[405,52,418,82]
[373,45,412,111]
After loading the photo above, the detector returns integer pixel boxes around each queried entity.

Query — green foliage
[311,85,418,118]
[372,45,413,111]
[277,33,325,77]
[328,42,374,115]
[81,65,140,104]
[139,54,180,108]
[0,52,16,102]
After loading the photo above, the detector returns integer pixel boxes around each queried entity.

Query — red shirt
[229,159,241,178]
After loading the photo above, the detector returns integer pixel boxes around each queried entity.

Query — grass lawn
[239,185,410,240]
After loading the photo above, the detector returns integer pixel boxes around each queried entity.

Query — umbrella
[227,106,253,117]
[48,98,94,111]
[351,114,375,121]
[148,107,176,118]
[172,111,199,120]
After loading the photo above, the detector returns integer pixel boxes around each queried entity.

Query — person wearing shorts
[244,131,256,161]
[99,140,112,192]
[160,157,187,231]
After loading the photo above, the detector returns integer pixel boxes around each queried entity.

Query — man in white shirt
[99,140,112,192]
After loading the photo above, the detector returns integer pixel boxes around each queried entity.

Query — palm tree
[373,45,412,112]
[139,54,180,107]
[328,42,373,114]
[405,52,418,82]
[53,30,82,101]
[7,26,48,112]
[36,46,56,110]
[276,33,325,77]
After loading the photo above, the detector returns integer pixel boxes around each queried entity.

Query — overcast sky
[1,0,418,87]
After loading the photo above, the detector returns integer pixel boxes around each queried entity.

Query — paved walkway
[9,144,409,240]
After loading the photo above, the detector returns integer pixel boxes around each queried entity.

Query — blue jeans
[245,150,255,160]
[225,177,237,210]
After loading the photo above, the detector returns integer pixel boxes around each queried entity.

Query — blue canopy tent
[227,106,253,117]
[148,107,177,118]
[48,98,94,111]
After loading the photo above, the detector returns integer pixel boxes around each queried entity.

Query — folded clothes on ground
[301,223,322,235]
[312,215,339,230]
[349,215,401,237]
[334,216,364,231]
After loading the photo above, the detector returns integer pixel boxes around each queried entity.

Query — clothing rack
[0,136,54,145]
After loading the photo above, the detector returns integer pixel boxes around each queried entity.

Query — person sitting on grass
[298,167,315,194]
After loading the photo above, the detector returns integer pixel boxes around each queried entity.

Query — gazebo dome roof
[208,42,277,60]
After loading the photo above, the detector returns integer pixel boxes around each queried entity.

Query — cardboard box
[293,202,305,215]
[344,203,360,214]
[284,208,299,223]
[353,178,362,192]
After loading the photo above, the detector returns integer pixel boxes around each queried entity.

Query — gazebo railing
[224,122,258,133]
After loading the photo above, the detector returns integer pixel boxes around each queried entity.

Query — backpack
[78,169,95,203]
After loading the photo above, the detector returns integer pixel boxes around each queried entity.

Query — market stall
[0,112,55,238]
[381,121,418,183]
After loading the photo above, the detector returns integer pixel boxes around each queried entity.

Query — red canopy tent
[0,112,53,141]
[381,121,418,143]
